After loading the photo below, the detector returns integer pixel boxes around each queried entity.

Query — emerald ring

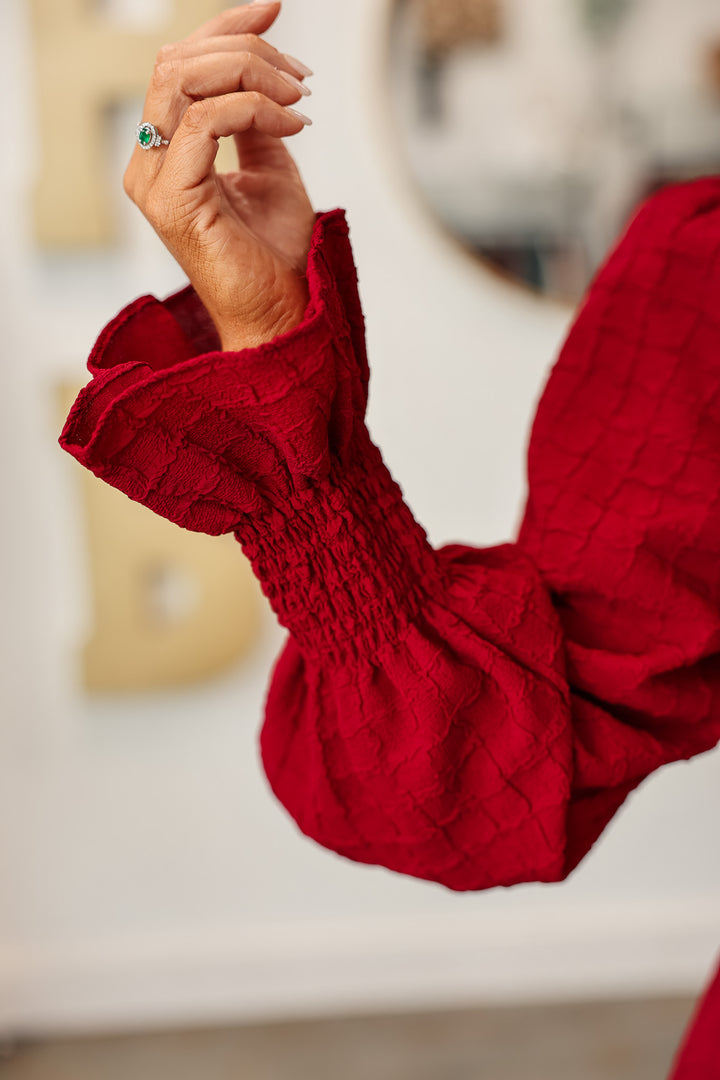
[136,122,170,150]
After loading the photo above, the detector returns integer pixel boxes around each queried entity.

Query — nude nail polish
[282,53,314,78]
[277,69,312,96]
[287,107,312,126]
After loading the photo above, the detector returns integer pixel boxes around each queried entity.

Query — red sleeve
[667,955,720,1079]
[59,187,720,892]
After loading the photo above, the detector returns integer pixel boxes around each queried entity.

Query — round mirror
[388,0,720,301]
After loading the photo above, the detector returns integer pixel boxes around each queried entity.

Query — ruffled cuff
[59,209,440,659]
[60,211,366,530]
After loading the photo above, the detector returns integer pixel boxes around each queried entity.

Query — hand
[123,2,315,350]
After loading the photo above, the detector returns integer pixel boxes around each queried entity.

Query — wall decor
[30,0,226,247]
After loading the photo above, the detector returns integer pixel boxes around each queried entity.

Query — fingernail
[277,68,312,97]
[287,107,312,126]
[283,53,314,78]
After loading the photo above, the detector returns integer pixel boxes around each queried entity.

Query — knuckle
[153,58,179,88]
[183,98,211,130]
[236,33,259,51]
[155,42,177,64]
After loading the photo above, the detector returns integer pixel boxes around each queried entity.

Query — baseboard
[1,896,717,1037]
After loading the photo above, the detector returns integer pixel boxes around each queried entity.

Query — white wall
[1,0,718,1036]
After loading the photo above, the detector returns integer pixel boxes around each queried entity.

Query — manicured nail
[277,68,312,97]
[282,53,314,78]
[287,107,312,126]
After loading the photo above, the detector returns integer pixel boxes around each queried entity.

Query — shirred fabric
[60,190,720,889]
[60,186,720,1070]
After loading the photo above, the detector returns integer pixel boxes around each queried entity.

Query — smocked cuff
[234,425,443,661]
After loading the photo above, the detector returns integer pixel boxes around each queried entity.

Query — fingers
[184,2,282,44]
[141,38,307,139]
[127,39,312,196]
[157,34,311,83]
[124,3,314,210]
[155,50,311,107]
[162,92,310,192]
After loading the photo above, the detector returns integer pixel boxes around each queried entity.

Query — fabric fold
[59,182,720,894]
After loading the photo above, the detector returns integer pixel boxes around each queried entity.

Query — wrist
[216,275,310,352]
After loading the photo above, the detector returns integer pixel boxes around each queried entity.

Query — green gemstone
[139,126,153,146]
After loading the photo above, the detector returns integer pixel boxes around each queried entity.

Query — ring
[136,122,170,150]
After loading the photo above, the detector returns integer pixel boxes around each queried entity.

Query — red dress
[60,177,720,1076]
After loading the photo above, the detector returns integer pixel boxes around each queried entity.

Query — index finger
[185,2,282,44]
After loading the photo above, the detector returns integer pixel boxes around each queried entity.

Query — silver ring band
[136,122,170,150]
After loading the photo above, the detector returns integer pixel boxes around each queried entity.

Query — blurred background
[1,0,719,1077]
[391,0,720,300]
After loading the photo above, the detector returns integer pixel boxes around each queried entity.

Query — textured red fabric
[59,179,720,1074]
[668,957,720,1079]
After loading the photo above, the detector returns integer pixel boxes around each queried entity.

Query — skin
[123,1,315,351]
